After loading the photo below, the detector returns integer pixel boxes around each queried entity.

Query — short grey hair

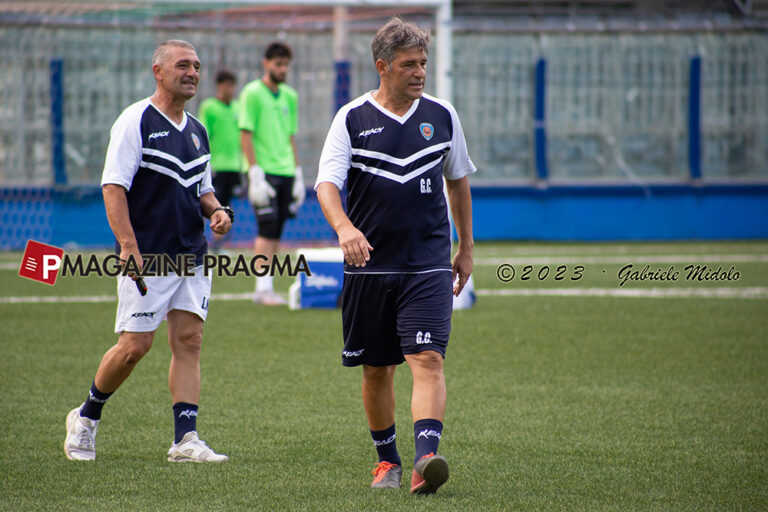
[152,39,196,67]
[371,18,430,66]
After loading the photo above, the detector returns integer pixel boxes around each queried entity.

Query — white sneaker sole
[167,456,196,463]
[64,408,95,461]
[167,454,229,463]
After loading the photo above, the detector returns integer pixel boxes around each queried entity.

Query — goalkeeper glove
[248,165,275,207]
[290,166,306,214]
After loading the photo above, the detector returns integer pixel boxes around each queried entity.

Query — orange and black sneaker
[410,453,449,494]
[371,460,402,489]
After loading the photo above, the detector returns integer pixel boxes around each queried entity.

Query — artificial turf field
[1,241,766,511]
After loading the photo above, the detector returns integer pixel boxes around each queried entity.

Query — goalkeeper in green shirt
[239,41,304,305]
[198,69,243,252]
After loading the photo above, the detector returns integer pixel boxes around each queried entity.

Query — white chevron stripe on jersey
[142,148,210,172]
[350,154,444,184]
[351,141,451,167]
[140,161,207,188]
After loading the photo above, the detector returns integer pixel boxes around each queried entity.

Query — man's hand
[248,165,275,207]
[451,245,473,296]
[315,182,372,267]
[119,244,143,282]
[290,166,306,214]
[337,224,373,267]
[445,176,474,296]
[210,209,232,234]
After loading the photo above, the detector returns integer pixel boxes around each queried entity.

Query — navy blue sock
[80,382,113,421]
[413,419,443,464]
[370,423,402,466]
[172,402,198,443]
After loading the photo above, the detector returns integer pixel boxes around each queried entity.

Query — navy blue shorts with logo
[341,271,453,367]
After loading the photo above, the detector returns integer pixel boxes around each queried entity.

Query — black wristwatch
[213,206,235,223]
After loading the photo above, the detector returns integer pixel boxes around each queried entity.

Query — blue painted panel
[0,188,55,249]
[471,185,768,240]
[1,185,767,250]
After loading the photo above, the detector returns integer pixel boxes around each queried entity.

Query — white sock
[256,275,273,293]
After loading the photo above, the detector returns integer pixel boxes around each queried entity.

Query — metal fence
[1,25,766,185]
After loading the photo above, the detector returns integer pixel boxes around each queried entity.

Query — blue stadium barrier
[1,184,767,250]
[0,188,55,249]
[471,184,768,240]
[0,186,337,250]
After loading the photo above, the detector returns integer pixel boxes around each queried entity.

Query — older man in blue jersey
[316,18,475,494]
[64,40,232,463]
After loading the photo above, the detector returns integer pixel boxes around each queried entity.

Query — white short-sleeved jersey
[102,98,213,266]
[316,92,476,273]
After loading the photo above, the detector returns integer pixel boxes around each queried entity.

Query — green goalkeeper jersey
[238,80,298,177]
[198,97,243,173]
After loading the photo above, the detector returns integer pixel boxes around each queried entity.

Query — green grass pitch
[1,241,766,511]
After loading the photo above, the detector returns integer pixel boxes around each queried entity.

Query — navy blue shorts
[341,271,453,367]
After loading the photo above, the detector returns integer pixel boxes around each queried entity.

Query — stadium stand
[0,1,766,249]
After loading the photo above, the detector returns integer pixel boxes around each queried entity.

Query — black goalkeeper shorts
[253,174,295,240]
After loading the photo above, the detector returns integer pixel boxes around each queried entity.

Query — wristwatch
[213,206,235,223]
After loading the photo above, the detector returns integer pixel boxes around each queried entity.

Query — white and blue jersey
[101,98,214,266]
[316,92,476,274]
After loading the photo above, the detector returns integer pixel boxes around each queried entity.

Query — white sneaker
[167,431,229,463]
[64,404,98,461]
[252,290,288,306]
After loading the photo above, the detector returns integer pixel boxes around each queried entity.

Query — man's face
[155,46,201,101]
[264,56,291,84]
[379,47,427,102]
[217,80,236,103]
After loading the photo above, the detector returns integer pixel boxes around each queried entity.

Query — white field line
[0,293,263,304]
[1,295,115,304]
[2,253,767,271]
[473,245,768,256]
[475,254,768,265]
[0,293,254,304]
[3,288,768,304]
[477,287,768,299]
[5,244,758,256]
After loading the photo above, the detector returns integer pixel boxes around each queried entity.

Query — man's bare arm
[445,176,474,295]
[316,182,373,267]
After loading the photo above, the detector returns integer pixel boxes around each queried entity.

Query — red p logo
[19,240,64,285]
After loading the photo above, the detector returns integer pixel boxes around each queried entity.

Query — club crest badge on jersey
[191,133,201,150]
[419,123,434,141]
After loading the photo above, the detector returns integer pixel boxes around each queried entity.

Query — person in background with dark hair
[199,69,243,252]
[239,41,303,305]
